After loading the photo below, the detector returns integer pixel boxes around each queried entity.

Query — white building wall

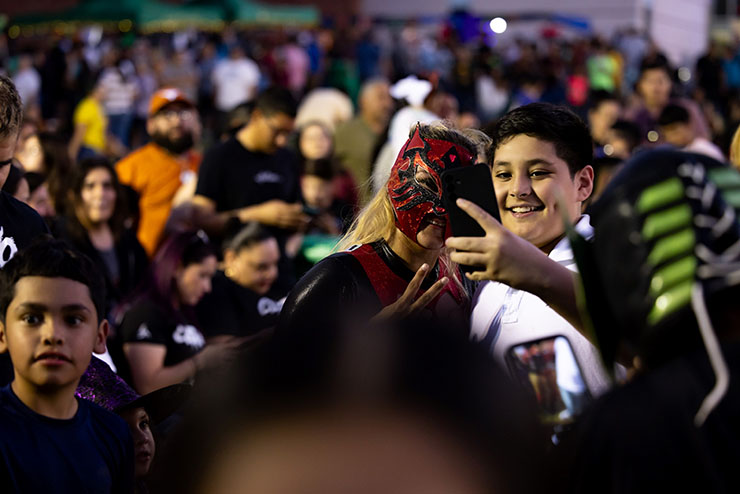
[649,0,712,66]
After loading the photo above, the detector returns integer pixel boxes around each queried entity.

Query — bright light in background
[490,17,507,34]
[678,66,692,83]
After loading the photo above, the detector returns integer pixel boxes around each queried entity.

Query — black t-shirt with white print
[0,191,49,269]
[119,299,205,369]
[196,270,286,339]
[0,191,51,386]
[196,137,301,215]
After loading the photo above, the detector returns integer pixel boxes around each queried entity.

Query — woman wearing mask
[279,123,476,335]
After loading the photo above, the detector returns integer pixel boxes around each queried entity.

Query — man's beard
[151,130,194,155]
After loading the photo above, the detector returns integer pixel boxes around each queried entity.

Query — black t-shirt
[119,299,205,368]
[0,385,134,493]
[0,191,51,385]
[196,270,287,339]
[0,190,49,269]
[196,137,301,214]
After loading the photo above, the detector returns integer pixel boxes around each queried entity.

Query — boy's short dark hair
[657,103,690,127]
[610,119,642,151]
[589,90,620,112]
[255,86,298,119]
[488,102,593,175]
[302,158,337,181]
[0,75,22,140]
[0,237,106,323]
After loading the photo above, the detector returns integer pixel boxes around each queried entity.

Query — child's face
[301,175,334,211]
[0,277,107,393]
[660,123,693,148]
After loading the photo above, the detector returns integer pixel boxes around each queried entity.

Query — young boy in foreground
[0,239,134,492]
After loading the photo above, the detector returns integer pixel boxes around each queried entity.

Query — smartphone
[441,164,499,240]
[505,335,592,431]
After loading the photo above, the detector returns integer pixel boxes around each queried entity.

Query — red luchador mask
[387,125,474,244]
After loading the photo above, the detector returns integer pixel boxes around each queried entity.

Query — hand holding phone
[442,164,499,271]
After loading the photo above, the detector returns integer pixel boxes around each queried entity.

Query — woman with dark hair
[119,230,241,394]
[56,157,148,320]
[196,221,286,341]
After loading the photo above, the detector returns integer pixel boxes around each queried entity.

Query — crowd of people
[0,16,739,493]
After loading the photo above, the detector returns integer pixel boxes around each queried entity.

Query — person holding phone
[278,123,477,335]
[446,103,613,398]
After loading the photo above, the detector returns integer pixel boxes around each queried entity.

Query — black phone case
[441,164,500,272]
[441,164,500,237]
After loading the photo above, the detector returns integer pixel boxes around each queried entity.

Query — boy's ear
[93,319,109,355]
[0,321,7,354]
[575,165,595,203]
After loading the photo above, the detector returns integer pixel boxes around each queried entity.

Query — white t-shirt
[211,57,260,112]
[684,137,725,163]
[470,215,613,397]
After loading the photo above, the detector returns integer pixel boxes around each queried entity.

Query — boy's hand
[445,198,549,290]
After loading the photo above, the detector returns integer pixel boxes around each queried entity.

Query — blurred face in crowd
[588,100,621,144]
[301,175,334,211]
[80,167,116,226]
[659,122,693,148]
[361,81,394,128]
[14,124,43,173]
[175,255,218,306]
[119,406,156,478]
[148,102,200,155]
[0,277,107,395]
[199,409,489,494]
[0,133,17,190]
[28,182,54,218]
[492,135,593,253]
[253,109,294,153]
[224,238,280,295]
[299,123,332,161]
[638,68,672,109]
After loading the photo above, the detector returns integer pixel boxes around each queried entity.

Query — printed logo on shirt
[0,227,19,269]
[257,296,286,316]
[173,324,206,349]
[136,323,153,340]
[254,171,283,184]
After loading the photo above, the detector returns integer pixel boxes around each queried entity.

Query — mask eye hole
[415,169,439,194]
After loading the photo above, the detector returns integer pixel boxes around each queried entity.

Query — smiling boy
[447,103,613,398]
[0,239,134,492]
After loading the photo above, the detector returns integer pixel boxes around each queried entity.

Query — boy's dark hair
[302,158,337,181]
[0,75,22,140]
[255,86,298,119]
[657,103,690,127]
[589,90,620,112]
[488,103,593,175]
[0,237,106,323]
[638,56,672,79]
[610,119,642,151]
[223,221,276,254]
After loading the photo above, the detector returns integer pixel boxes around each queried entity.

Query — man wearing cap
[116,87,202,256]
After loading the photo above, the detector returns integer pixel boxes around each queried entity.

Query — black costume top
[560,342,740,494]
[278,240,470,335]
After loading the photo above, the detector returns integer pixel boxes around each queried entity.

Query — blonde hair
[730,124,740,170]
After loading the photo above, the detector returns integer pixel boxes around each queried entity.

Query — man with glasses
[116,87,202,256]
[192,87,307,285]
[0,75,49,384]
